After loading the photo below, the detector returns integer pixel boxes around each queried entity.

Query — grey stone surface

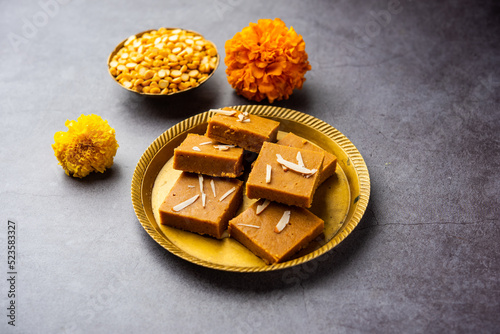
[1,0,499,333]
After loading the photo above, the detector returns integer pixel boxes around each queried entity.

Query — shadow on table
[57,163,122,188]
[222,85,315,116]
[115,83,221,120]
[115,77,316,121]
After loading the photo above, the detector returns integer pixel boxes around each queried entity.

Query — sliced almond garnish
[213,144,235,151]
[192,146,201,151]
[276,154,289,171]
[256,199,271,215]
[236,111,250,123]
[199,141,213,146]
[172,194,199,212]
[237,224,260,229]
[276,154,317,176]
[198,174,204,194]
[266,164,272,184]
[202,193,206,207]
[304,169,318,178]
[219,187,236,202]
[210,179,216,197]
[209,108,237,116]
[296,151,305,168]
[274,210,291,233]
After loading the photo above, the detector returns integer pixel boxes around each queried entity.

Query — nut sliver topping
[276,154,289,171]
[266,164,272,183]
[210,179,216,197]
[256,199,271,215]
[296,151,305,168]
[219,187,236,202]
[209,108,237,116]
[236,112,251,123]
[276,154,317,176]
[213,144,235,151]
[198,174,204,194]
[238,224,260,229]
[172,194,200,212]
[304,169,318,178]
[275,210,291,233]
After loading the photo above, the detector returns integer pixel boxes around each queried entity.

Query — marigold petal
[258,80,276,94]
[251,63,265,79]
[266,62,283,76]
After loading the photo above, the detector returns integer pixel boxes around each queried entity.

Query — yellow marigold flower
[52,114,119,178]
[225,18,311,103]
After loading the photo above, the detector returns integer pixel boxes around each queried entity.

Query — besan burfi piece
[173,133,244,178]
[206,107,280,152]
[228,200,324,264]
[159,172,243,239]
[245,142,324,208]
[277,132,337,184]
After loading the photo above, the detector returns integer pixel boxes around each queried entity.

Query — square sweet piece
[277,132,337,184]
[228,200,324,264]
[159,172,243,239]
[245,142,324,208]
[173,133,244,178]
[206,107,280,152]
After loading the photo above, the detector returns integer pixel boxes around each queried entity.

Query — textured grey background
[1,0,499,333]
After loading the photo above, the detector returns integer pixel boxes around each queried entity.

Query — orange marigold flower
[225,18,311,103]
[52,114,119,178]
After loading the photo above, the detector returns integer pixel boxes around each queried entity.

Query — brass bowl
[107,28,219,96]
[131,105,371,272]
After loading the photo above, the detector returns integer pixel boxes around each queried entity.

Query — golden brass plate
[131,105,370,272]
[107,28,219,96]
